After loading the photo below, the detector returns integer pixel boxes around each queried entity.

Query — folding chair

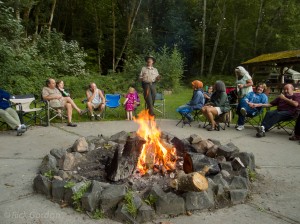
[154,93,165,118]
[10,94,47,127]
[42,94,67,126]
[234,108,264,129]
[176,108,192,128]
[104,94,121,118]
[81,90,105,119]
[203,111,232,130]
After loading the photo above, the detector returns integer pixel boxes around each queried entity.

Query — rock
[192,140,214,154]
[64,181,88,205]
[216,156,226,163]
[230,176,249,190]
[219,162,233,172]
[237,152,255,171]
[57,170,70,180]
[39,154,58,175]
[136,204,156,223]
[88,142,95,151]
[215,184,225,197]
[171,137,186,156]
[72,137,88,153]
[53,175,63,181]
[220,170,231,179]
[206,145,218,158]
[226,142,240,153]
[62,153,76,171]
[86,135,107,148]
[52,179,67,202]
[231,157,245,171]
[115,203,137,224]
[82,180,104,212]
[217,145,239,159]
[161,131,175,142]
[185,153,220,175]
[230,189,248,204]
[239,168,250,184]
[212,174,229,190]
[50,148,67,159]
[207,178,217,193]
[189,134,203,144]
[183,191,214,211]
[109,131,129,144]
[33,174,52,197]
[99,185,126,211]
[150,184,185,215]
[208,139,221,146]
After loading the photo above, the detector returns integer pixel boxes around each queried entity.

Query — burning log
[106,135,146,181]
[170,169,208,192]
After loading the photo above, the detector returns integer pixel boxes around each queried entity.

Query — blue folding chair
[104,94,121,118]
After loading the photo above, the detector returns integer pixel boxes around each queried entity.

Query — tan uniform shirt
[42,87,64,108]
[139,66,159,83]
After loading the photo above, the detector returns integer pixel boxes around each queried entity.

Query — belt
[142,81,155,85]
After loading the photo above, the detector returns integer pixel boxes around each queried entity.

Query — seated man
[0,89,27,136]
[86,83,105,120]
[42,79,77,127]
[256,84,300,137]
[176,80,205,123]
[236,83,268,131]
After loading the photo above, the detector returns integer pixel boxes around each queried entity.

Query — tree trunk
[253,0,264,54]
[208,0,226,76]
[94,9,102,76]
[113,0,142,72]
[112,0,116,72]
[23,7,32,37]
[200,0,206,76]
[221,50,229,74]
[230,14,240,69]
[34,4,40,35]
[48,0,57,32]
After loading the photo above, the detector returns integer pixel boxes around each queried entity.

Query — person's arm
[0,89,10,100]
[42,88,61,101]
[86,89,96,102]
[278,94,299,107]
[123,98,128,105]
[139,68,144,81]
[203,93,210,99]
[239,74,253,88]
[98,90,106,105]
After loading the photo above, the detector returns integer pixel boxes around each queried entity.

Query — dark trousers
[237,100,259,126]
[294,115,300,136]
[142,82,156,116]
[261,110,293,131]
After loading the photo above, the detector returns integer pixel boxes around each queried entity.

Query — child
[124,87,136,120]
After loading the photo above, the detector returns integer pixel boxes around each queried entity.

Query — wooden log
[106,135,146,181]
[170,170,208,192]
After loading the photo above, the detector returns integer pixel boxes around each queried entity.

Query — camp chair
[203,110,232,130]
[234,107,265,129]
[104,94,121,118]
[42,95,67,126]
[154,93,165,118]
[10,94,47,127]
[81,89,105,119]
[176,108,203,128]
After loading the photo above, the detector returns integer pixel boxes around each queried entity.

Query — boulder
[229,189,248,204]
[230,176,249,190]
[239,168,250,184]
[39,154,58,175]
[81,180,104,212]
[50,148,67,160]
[57,170,70,180]
[219,162,233,172]
[220,170,231,179]
[33,174,52,197]
[215,184,225,197]
[237,152,255,171]
[216,156,226,163]
[99,185,126,211]
[72,137,88,153]
[183,191,214,211]
[189,134,203,144]
[64,181,88,205]
[208,139,221,146]
[150,184,185,215]
[115,203,137,224]
[52,179,67,202]
[206,145,218,158]
[231,157,245,171]
[216,144,239,159]
[136,204,156,223]
[184,153,220,175]
[109,131,129,144]
[61,153,76,171]
[212,174,229,190]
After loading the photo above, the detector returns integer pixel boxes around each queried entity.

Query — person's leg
[150,83,156,107]
[0,108,20,129]
[261,110,292,131]
[205,107,218,128]
[294,115,300,136]
[177,105,193,122]
[64,97,81,113]
[142,83,154,115]
[87,102,94,117]
[65,103,73,123]
[129,111,133,120]
[126,111,129,120]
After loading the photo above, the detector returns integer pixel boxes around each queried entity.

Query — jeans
[294,115,300,136]
[176,105,194,121]
[262,110,294,131]
[237,100,259,126]
[0,107,21,129]
[142,82,156,116]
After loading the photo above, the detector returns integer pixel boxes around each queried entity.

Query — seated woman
[203,85,213,104]
[0,88,27,136]
[176,80,205,123]
[56,80,83,115]
[202,80,230,131]
[236,83,268,131]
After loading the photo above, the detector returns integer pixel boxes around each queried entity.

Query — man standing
[256,84,300,137]
[42,78,77,127]
[139,55,160,116]
[86,83,105,120]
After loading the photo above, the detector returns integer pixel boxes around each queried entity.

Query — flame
[134,110,177,175]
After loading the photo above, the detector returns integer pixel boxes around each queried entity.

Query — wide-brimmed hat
[145,55,156,63]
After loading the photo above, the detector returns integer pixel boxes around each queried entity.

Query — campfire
[134,110,177,175]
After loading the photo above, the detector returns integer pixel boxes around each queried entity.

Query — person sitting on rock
[236,83,268,131]
[86,82,106,120]
[176,80,205,123]
[256,84,300,137]
[0,88,27,135]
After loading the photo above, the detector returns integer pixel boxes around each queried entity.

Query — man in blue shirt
[176,80,205,123]
[236,83,268,131]
[0,89,27,135]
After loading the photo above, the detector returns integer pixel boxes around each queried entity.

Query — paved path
[0,120,299,224]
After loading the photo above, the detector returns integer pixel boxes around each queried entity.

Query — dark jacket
[0,89,11,110]
[210,91,230,113]
[187,89,205,110]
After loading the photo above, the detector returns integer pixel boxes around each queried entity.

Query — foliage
[43,170,54,179]
[124,190,138,218]
[247,168,257,182]
[92,209,105,220]
[72,181,91,212]
[64,181,76,189]
[144,194,157,207]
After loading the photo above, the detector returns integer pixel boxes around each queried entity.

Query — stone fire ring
[33,131,255,223]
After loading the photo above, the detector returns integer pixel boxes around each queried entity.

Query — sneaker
[16,126,26,136]
[256,132,265,138]
[96,115,101,120]
[240,108,247,117]
[67,123,77,127]
[256,125,265,133]
[21,124,27,131]
[90,115,95,121]
[236,125,245,131]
